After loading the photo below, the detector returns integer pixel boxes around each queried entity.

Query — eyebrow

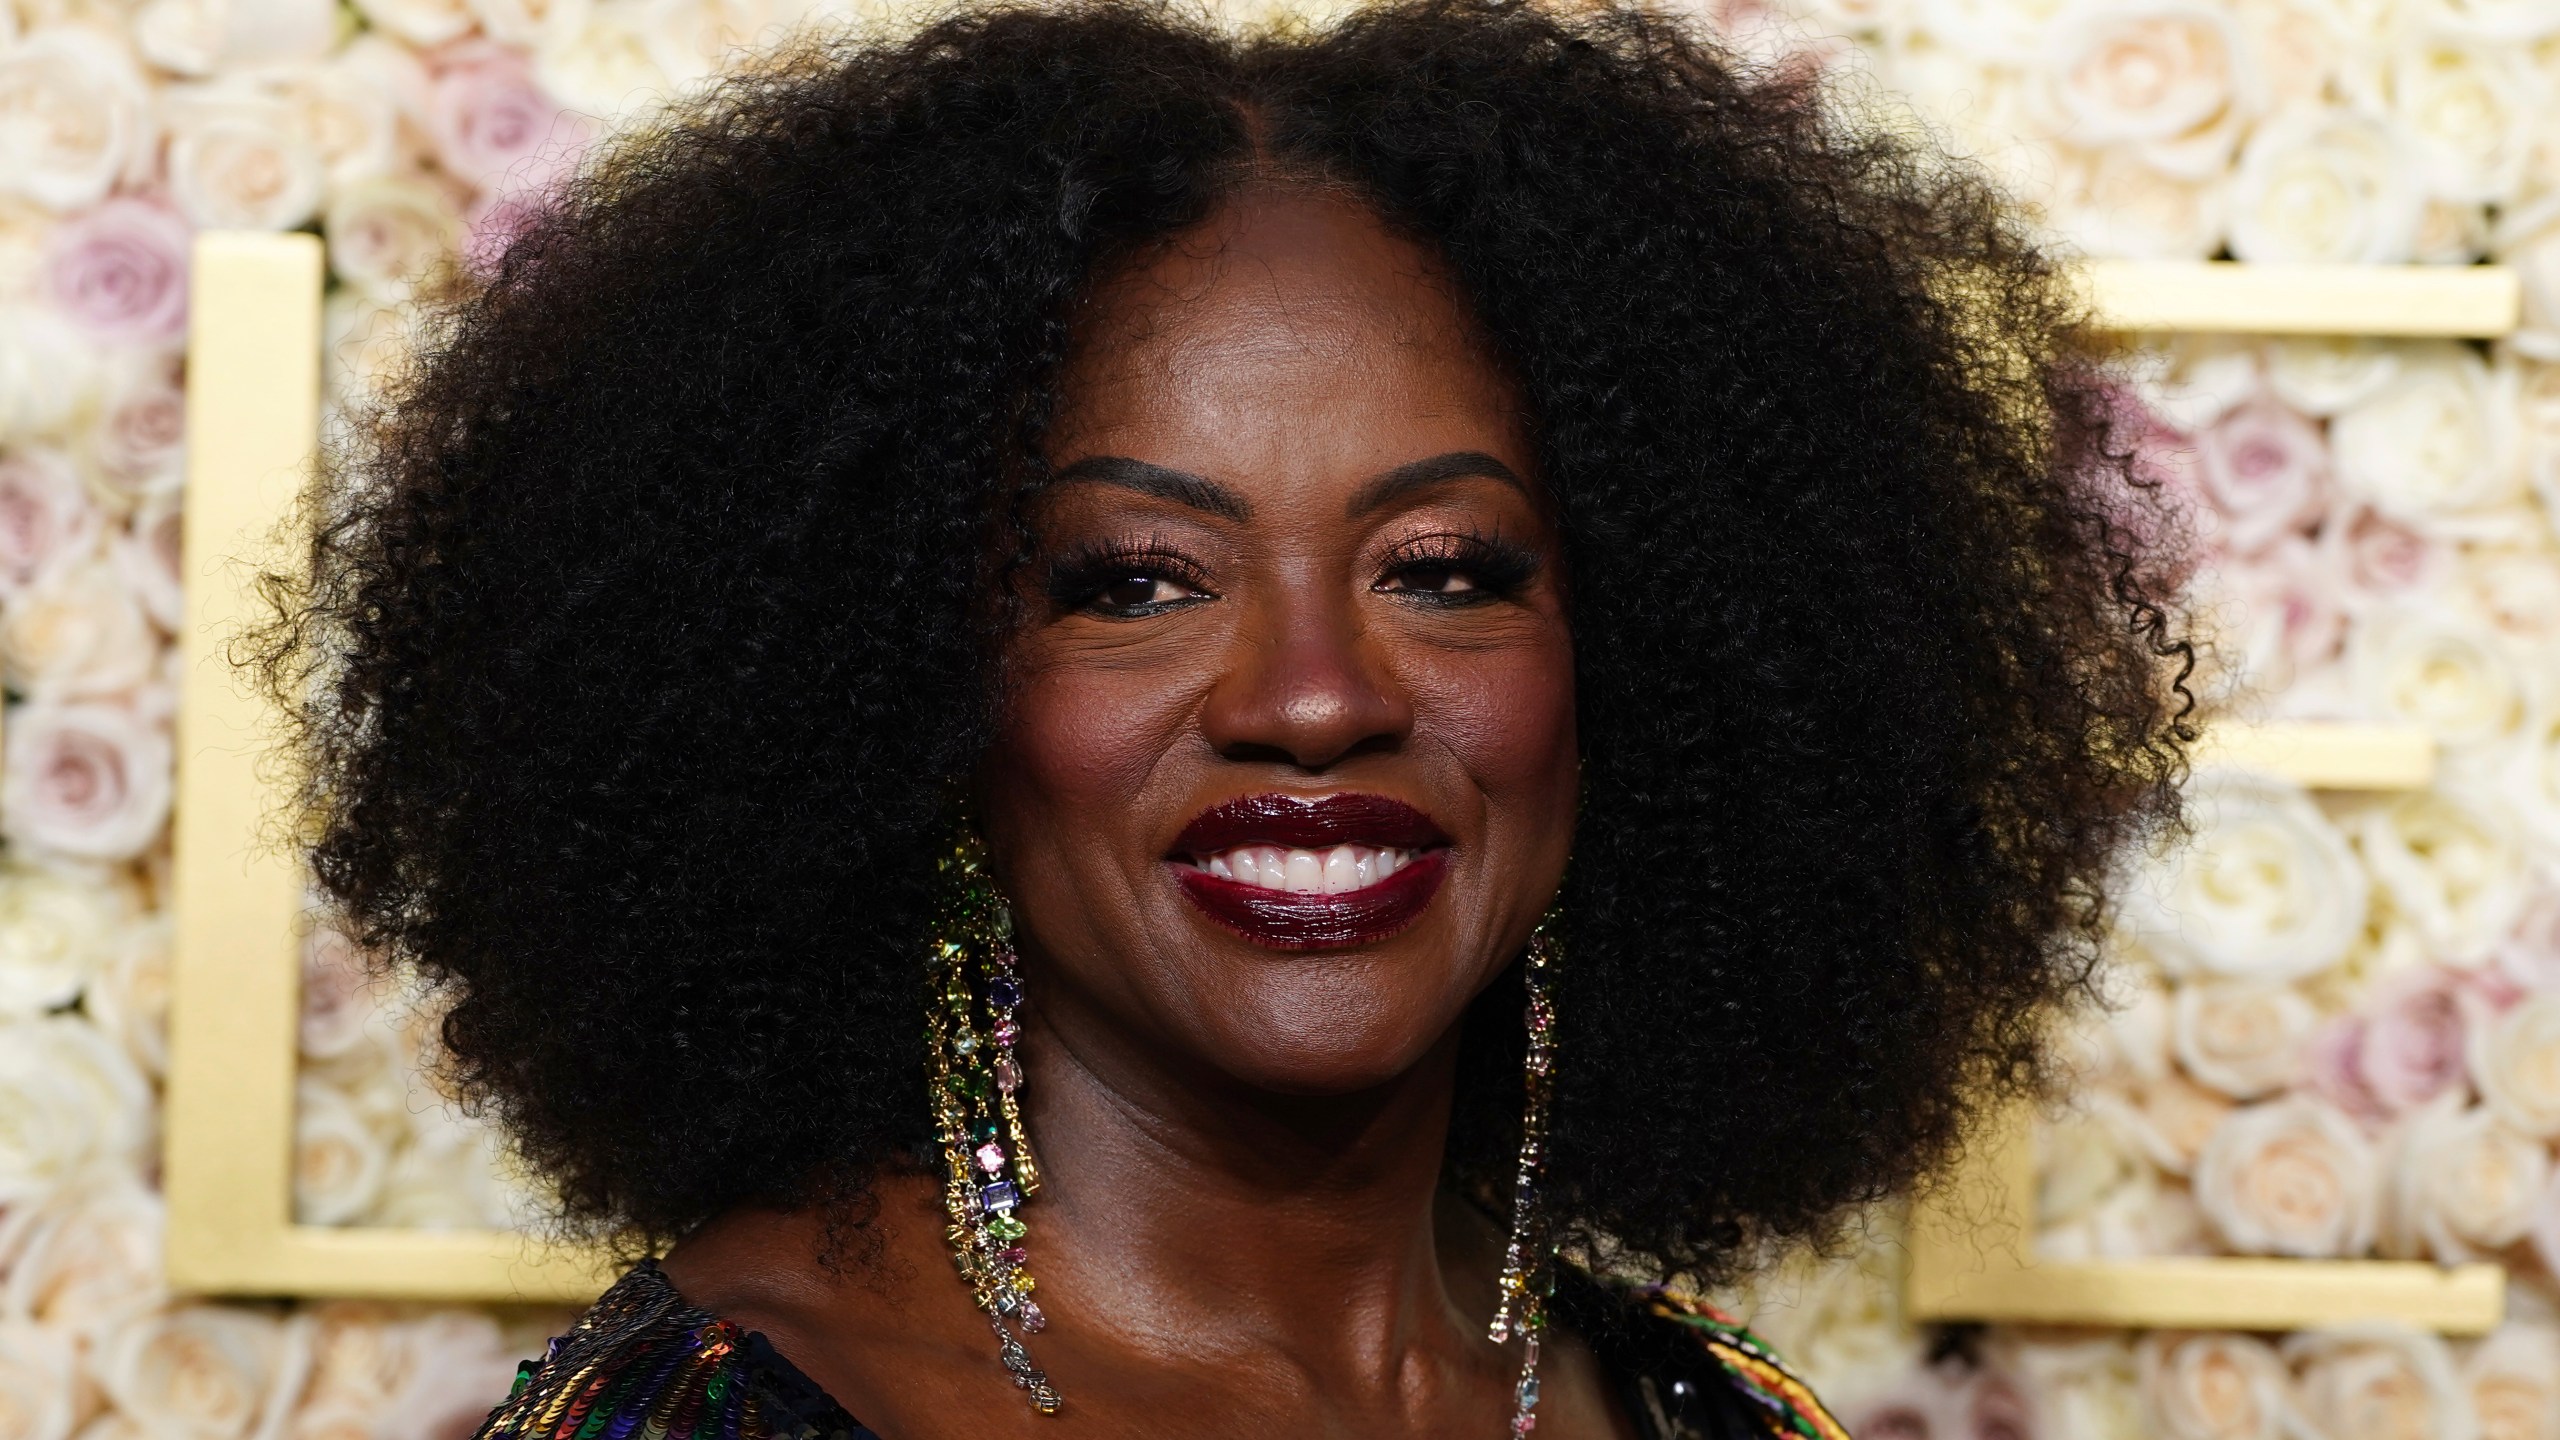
[1044,448,1529,523]
[1047,455,1251,521]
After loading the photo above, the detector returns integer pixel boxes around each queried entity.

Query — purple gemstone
[981,1181,1020,1212]
[1021,1300,1046,1332]
[1000,1246,1027,1264]
[974,1141,1006,1173]
[990,976,1024,1009]
[995,1056,1021,1094]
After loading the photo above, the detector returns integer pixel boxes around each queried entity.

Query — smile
[1168,793,1449,949]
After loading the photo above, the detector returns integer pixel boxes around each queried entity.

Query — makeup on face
[1168,792,1450,949]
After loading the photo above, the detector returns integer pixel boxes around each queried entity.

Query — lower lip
[1171,852,1449,950]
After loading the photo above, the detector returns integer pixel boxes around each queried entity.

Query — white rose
[2050,145,2227,260]
[2193,1094,2377,1256]
[2412,0,2560,39]
[377,1313,518,1440]
[0,307,101,444]
[2416,198,2490,264]
[2472,992,2560,1136]
[2357,787,2529,968]
[2265,335,2400,417]
[82,910,168,1077]
[2127,334,2262,433]
[2232,0,2344,109]
[0,28,152,213]
[2140,1331,2287,1440]
[293,1078,390,1226]
[2387,30,2542,204]
[351,0,477,47]
[2389,1094,2546,1260]
[2173,979,2313,1099]
[2121,769,2367,981]
[2038,0,2255,156]
[323,174,464,304]
[2285,1325,2475,1440]
[2,699,172,864]
[0,860,126,1016]
[94,1306,309,1440]
[2466,1324,2560,1440]
[2043,1101,2143,1226]
[2332,341,2523,520]
[0,1014,149,1204]
[161,84,324,233]
[0,1321,74,1440]
[111,496,181,635]
[535,0,677,121]
[0,446,98,601]
[2346,604,2525,750]
[2094,1069,2233,1175]
[471,0,591,47]
[2227,105,2422,263]
[0,1176,163,1333]
[2,555,158,700]
[132,0,334,75]
[2500,203,2560,362]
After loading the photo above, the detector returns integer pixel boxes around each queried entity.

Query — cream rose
[2197,395,2329,552]
[351,0,477,47]
[2500,203,2560,362]
[2466,1323,2560,1440]
[377,1313,519,1440]
[111,496,181,635]
[0,1014,150,1204]
[2038,0,2255,156]
[135,0,334,74]
[293,1078,390,1226]
[162,84,324,232]
[534,0,676,122]
[2357,787,2529,969]
[2095,1070,2233,1175]
[42,197,190,344]
[2285,1325,2475,1440]
[2389,1095,2546,1260]
[471,0,591,47]
[94,1305,308,1440]
[2472,992,2560,1136]
[2346,604,2524,749]
[0,305,101,444]
[2192,1094,2377,1256]
[2,556,157,699]
[2172,979,2313,1099]
[2129,335,2261,434]
[0,448,98,601]
[83,355,184,512]
[0,28,152,213]
[2050,145,2227,261]
[82,910,168,1077]
[2140,1331,2287,1440]
[298,922,378,1061]
[2120,769,2367,981]
[2266,336,2400,417]
[0,1182,160,1342]
[2223,535,2347,692]
[2389,31,2539,205]
[0,1321,73,1440]
[2321,503,2448,605]
[2227,105,2423,263]
[323,174,464,304]
[0,861,126,1016]
[1,699,172,863]
[2332,341,2523,520]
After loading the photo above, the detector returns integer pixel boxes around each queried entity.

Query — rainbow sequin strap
[472,1263,863,1440]
[1636,1288,1853,1440]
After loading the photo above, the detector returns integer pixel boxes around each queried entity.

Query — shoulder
[472,1261,869,1440]
[1558,1269,1853,1440]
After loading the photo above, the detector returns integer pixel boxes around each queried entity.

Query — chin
[1188,968,1466,1098]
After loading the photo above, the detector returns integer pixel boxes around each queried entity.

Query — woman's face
[979,186,1577,1099]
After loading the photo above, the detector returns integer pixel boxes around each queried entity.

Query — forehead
[1046,186,1524,469]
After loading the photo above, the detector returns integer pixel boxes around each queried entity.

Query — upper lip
[1171,793,1449,856]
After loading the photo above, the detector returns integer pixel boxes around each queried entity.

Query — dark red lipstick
[1169,793,1450,950]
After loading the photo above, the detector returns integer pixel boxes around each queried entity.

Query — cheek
[982,643,1205,855]
[1410,629,1578,817]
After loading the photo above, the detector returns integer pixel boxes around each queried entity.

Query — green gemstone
[986,1214,1026,1241]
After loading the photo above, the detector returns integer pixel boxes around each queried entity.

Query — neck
[1019,1005,1497,1385]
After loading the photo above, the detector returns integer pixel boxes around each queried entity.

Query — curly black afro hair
[251,0,2193,1281]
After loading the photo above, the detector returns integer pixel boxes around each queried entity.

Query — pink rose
[0,448,100,601]
[2198,396,2329,554]
[2357,966,2476,1115]
[2227,535,2346,686]
[86,355,185,509]
[426,42,588,193]
[462,188,545,274]
[0,699,172,862]
[2322,503,2450,604]
[43,198,191,343]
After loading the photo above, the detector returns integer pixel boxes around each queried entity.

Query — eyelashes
[1040,528,1543,619]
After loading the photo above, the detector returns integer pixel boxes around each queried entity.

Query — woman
[253,1,2191,1435]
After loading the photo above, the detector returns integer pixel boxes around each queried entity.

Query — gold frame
[162,237,2523,1307]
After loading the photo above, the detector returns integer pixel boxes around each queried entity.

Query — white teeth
[1191,844,1421,892]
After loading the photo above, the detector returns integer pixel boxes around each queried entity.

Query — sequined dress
[472,1260,1849,1440]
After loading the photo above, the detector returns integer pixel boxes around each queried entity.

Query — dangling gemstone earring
[928,835,1060,1415]
[1487,919,1561,1437]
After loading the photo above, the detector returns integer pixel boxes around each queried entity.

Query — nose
[1199,587,1411,771]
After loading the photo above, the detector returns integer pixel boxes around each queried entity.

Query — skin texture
[664,187,1608,1437]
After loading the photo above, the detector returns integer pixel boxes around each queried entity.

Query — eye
[1374,533,1539,605]
[1093,572,1203,613]
[1379,562,1479,596]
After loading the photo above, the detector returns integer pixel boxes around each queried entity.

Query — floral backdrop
[4,0,2560,1433]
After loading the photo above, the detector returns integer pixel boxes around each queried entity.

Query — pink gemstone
[1020,1301,1046,1333]
[1512,1418,1536,1436]
[994,1020,1020,1046]
[1000,1246,1027,1264]
[994,1056,1021,1094]
[974,1142,1005,1173]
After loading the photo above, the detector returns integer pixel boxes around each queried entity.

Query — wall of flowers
[3,0,2560,1433]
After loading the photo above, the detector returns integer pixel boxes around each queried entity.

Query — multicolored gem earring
[927,835,1058,1414]
[1488,918,1561,1437]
